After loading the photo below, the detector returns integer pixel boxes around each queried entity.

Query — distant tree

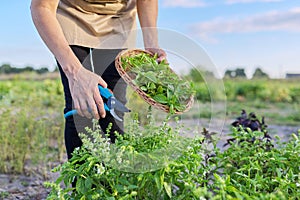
[0,64,51,74]
[224,70,233,78]
[36,67,49,74]
[235,68,247,78]
[0,64,13,74]
[188,68,214,82]
[189,68,204,82]
[225,68,246,78]
[22,66,34,73]
[252,67,269,79]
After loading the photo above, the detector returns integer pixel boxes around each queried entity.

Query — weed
[0,191,10,199]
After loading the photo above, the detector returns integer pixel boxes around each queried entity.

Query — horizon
[1,62,299,80]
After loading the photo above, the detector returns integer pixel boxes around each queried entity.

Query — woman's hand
[146,47,167,63]
[67,67,107,119]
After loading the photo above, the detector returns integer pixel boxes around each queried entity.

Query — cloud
[161,0,282,8]
[190,7,300,42]
[162,0,207,8]
[225,0,284,4]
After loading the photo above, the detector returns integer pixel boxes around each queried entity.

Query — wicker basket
[115,49,194,114]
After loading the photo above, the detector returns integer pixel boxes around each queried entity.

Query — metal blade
[110,109,123,121]
[107,97,131,113]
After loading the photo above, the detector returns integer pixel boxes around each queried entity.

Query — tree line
[188,67,269,82]
[1,63,269,79]
[0,63,52,74]
[224,67,268,79]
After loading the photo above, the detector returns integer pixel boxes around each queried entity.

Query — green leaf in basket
[120,51,195,113]
[140,86,147,91]
[143,71,157,83]
[147,82,156,90]
[174,104,186,111]
[157,61,169,70]
[152,94,168,104]
[157,85,164,94]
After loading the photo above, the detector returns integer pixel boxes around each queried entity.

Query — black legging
[57,45,127,159]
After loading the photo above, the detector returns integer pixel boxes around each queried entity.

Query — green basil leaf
[144,71,157,83]
[140,86,147,91]
[152,94,168,104]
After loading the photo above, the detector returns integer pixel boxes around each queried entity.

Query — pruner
[64,85,130,121]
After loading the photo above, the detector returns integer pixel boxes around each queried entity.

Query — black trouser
[57,45,126,159]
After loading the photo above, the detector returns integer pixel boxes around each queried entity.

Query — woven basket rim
[115,49,194,114]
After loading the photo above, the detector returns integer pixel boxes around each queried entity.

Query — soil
[0,162,62,200]
[0,120,299,200]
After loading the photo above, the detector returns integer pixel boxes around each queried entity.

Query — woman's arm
[31,0,80,76]
[137,0,166,62]
[31,0,107,119]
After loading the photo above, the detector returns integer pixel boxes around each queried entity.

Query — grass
[0,79,65,174]
[0,191,9,199]
[0,77,299,175]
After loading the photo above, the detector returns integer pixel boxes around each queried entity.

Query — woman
[30,0,166,159]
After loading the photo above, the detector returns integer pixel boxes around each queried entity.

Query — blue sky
[0,0,299,78]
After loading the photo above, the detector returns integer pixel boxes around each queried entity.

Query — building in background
[285,73,300,79]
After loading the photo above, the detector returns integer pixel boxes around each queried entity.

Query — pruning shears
[64,85,130,121]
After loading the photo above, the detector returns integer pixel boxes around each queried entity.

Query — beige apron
[57,0,137,48]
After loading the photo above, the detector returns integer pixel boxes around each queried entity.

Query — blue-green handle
[98,85,113,99]
[64,85,112,118]
[64,110,78,118]
[64,105,110,119]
